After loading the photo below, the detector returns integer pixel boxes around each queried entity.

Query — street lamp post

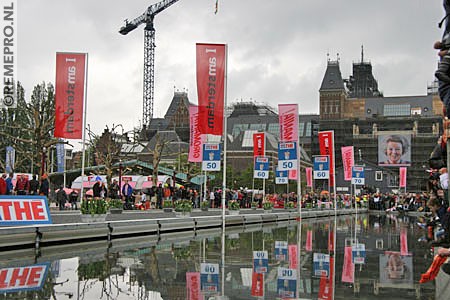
[119,160,123,197]
[40,147,47,176]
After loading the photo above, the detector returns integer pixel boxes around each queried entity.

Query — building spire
[361,44,364,63]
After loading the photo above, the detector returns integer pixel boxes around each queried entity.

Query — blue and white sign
[5,146,15,174]
[200,263,220,294]
[277,267,297,298]
[278,142,297,171]
[56,143,65,173]
[202,144,221,172]
[253,251,269,274]
[313,253,330,277]
[275,241,288,261]
[0,196,52,226]
[351,166,365,185]
[352,243,366,264]
[0,263,50,293]
[313,156,329,179]
[275,169,288,184]
[254,156,269,179]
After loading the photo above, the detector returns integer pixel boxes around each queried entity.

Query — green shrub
[201,200,209,209]
[107,198,123,209]
[263,201,274,210]
[163,200,173,208]
[175,200,192,212]
[285,201,295,209]
[228,200,240,210]
[81,198,108,215]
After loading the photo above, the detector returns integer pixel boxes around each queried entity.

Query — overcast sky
[18,0,443,138]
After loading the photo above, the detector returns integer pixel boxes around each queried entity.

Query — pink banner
[278,104,299,142]
[399,167,407,188]
[188,106,205,162]
[288,169,297,180]
[400,228,409,255]
[288,245,298,269]
[186,272,202,300]
[306,230,312,252]
[306,167,312,187]
[341,246,354,283]
[341,146,354,181]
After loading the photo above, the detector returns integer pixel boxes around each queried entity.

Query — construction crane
[119,0,180,127]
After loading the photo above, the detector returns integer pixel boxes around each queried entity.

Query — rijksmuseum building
[142,52,443,193]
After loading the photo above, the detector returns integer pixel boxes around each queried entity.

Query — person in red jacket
[0,174,6,195]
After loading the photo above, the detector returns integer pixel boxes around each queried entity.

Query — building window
[299,122,304,137]
[305,122,312,137]
[268,123,279,136]
[249,123,266,131]
[411,107,422,115]
[242,130,257,148]
[383,104,410,117]
[375,171,383,181]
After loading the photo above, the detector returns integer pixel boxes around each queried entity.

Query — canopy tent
[71,174,174,190]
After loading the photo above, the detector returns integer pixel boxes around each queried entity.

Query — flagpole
[221,43,228,298]
[80,53,88,205]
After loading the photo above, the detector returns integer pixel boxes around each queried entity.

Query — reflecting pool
[0,213,442,299]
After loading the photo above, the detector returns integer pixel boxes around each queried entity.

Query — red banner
[306,167,312,187]
[400,228,409,255]
[318,256,334,300]
[328,230,334,252]
[251,272,264,297]
[319,131,335,186]
[54,52,86,139]
[288,245,298,269]
[253,132,265,157]
[196,43,226,136]
[341,246,354,283]
[278,104,298,142]
[399,167,407,188]
[186,272,202,300]
[341,146,354,181]
[306,230,313,252]
[188,106,205,162]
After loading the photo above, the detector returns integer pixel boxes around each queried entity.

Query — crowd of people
[0,173,49,197]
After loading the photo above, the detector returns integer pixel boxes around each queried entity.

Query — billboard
[379,252,413,288]
[378,133,411,166]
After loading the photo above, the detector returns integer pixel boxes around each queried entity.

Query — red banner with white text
[189,106,205,162]
[278,104,298,142]
[319,131,335,186]
[54,52,87,139]
[196,43,226,136]
[341,146,354,181]
[251,272,264,297]
[253,132,265,157]
[399,167,407,188]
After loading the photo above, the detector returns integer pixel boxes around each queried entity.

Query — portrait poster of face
[378,132,411,167]
[379,252,413,288]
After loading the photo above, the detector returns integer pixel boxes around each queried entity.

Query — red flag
[288,245,298,269]
[306,167,313,187]
[306,230,313,252]
[318,256,334,300]
[54,53,87,139]
[400,228,409,256]
[253,132,265,157]
[186,272,202,300]
[196,43,226,135]
[399,167,407,188]
[341,246,354,283]
[251,272,264,297]
[188,105,205,162]
[341,146,354,181]
[278,104,299,142]
[319,131,335,186]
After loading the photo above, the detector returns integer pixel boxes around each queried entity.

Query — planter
[263,209,272,214]
[109,208,123,214]
[163,208,173,213]
[175,212,191,218]
[229,210,240,215]
[81,214,107,223]
[201,207,209,212]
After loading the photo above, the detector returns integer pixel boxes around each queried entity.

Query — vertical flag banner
[196,43,226,135]
[306,167,313,187]
[277,268,297,298]
[278,142,297,171]
[319,131,335,186]
[253,132,265,157]
[188,105,205,162]
[186,272,202,300]
[275,241,288,261]
[251,272,264,297]
[399,167,407,188]
[200,263,219,294]
[254,156,269,179]
[352,243,366,264]
[318,257,334,300]
[202,144,221,172]
[341,246,355,283]
[54,52,86,139]
[253,251,269,274]
[400,228,409,256]
[276,169,288,184]
[5,146,15,173]
[341,146,354,181]
[313,253,330,277]
[288,245,298,269]
[306,230,313,252]
[56,142,65,173]
[278,104,299,142]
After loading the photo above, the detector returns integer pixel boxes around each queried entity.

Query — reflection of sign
[351,166,365,185]
[313,156,329,179]
[251,272,264,297]
[379,252,413,288]
[5,146,15,173]
[352,243,366,264]
[200,263,219,294]
[313,253,330,277]
[277,267,297,298]
[186,272,201,300]
[0,263,49,293]
[253,251,269,274]
[275,241,288,261]
[278,142,297,171]
[275,169,288,184]
[0,196,52,226]
[254,156,269,179]
[202,143,221,171]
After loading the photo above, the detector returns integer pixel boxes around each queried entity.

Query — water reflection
[0,213,438,299]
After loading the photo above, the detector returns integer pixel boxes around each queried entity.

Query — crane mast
[119,0,180,126]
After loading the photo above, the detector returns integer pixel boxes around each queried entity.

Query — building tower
[319,55,346,120]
